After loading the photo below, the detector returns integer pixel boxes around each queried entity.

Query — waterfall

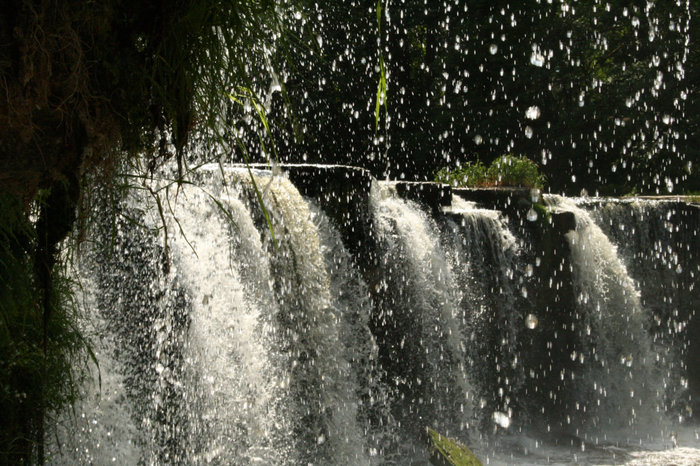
[589,199,700,422]
[440,196,525,432]
[370,183,472,442]
[53,168,383,464]
[251,171,372,464]
[49,167,700,465]
[50,276,141,465]
[163,176,291,464]
[545,195,658,438]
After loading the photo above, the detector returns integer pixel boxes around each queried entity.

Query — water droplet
[620,355,633,367]
[526,314,539,329]
[530,188,541,203]
[489,44,498,55]
[530,51,545,67]
[524,126,534,138]
[493,411,511,428]
[526,264,534,277]
[525,106,541,120]
[526,208,538,222]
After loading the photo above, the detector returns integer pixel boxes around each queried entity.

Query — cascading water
[440,196,525,432]
[50,168,700,465]
[250,170,374,464]
[369,183,472,443]
[161,175,291,464]
[544,196,659,438]
[50,277,141,465]
[304,201,394,461]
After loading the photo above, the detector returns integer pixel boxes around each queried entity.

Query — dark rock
[392,181,452,212]
[273,164,380,286]
[552,211,576,233]
[452,187,533,212]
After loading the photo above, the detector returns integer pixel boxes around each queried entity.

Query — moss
[426,427,482,466]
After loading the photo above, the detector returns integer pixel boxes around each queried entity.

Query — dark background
[248,0,699,195]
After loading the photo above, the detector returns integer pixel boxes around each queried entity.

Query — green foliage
[268,0,695,194]
[426,427,482,466]
[0,0,282,201]
[0,3,286,460]
[435,155,545,188]
[435,161,488,187]
[486,155,547,188]
[375,0,388,133]
[0,193,91,464]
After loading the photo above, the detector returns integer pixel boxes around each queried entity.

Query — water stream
[50,170,700,465]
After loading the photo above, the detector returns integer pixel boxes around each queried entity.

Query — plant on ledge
[435,155,546,189]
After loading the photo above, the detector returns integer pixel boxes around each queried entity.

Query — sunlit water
[49,171,699,465]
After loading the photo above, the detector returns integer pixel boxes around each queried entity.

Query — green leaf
[246,165,277,248]
[226,91,278,248]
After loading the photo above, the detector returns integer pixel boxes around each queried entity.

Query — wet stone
[551,211,576,232]
[392,181,452,213]
[452,187,533,213]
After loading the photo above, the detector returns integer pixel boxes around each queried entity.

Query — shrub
[486,154,546,188]
[435,161,488,187]
[435,155,546,188]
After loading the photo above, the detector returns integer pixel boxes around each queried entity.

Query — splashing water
[545,195,659,438]
[371,183,473,442]
[48,170,700,465]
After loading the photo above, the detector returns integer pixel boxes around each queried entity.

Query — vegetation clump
[435,155,546,189]
[0,0,283,462]
[0,192,90,463]
[426,427,482,466]
[435,160,489,187]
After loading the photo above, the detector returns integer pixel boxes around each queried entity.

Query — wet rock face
[284,164,374,234]
[551,211,576,233]
[453,187,532,213]
[392,181,452,212]
[238,164,375,256]
[277,164,380,281]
